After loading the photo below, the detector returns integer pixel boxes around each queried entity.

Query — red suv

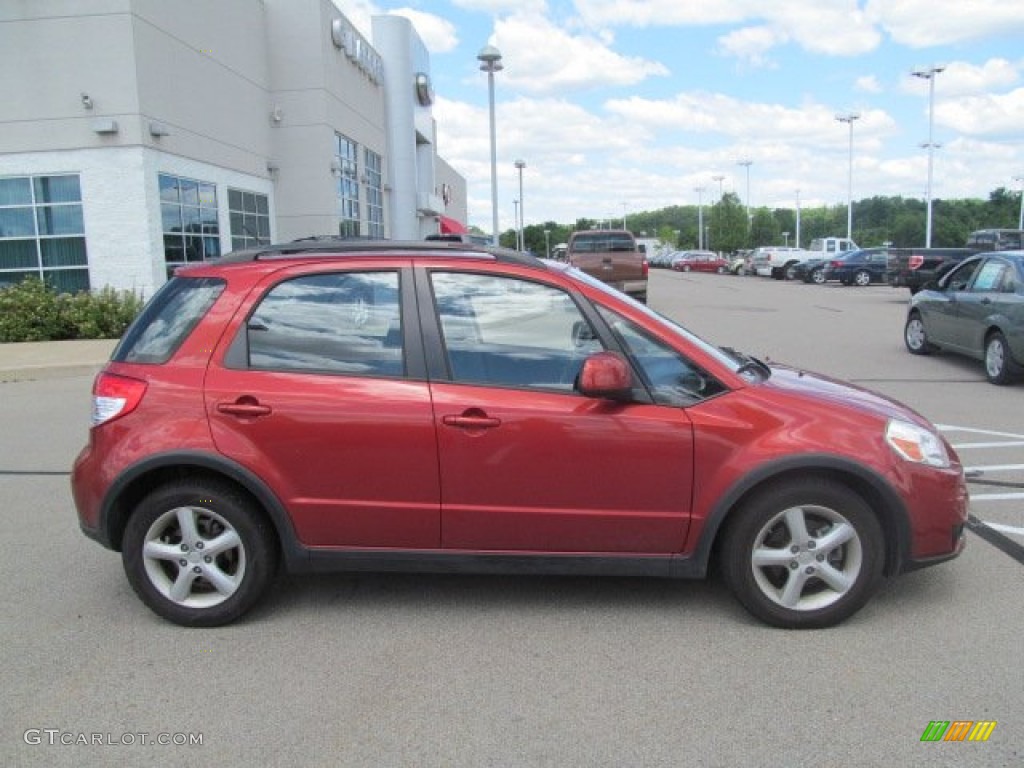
[71,239,967,628]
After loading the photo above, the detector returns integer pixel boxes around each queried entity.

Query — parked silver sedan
[904,251,1024,384]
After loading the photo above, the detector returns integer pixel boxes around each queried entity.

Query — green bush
[0,277,144,343]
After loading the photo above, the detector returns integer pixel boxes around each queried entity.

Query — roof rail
[216,236,546,268]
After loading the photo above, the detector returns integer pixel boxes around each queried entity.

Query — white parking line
[948,441,1024,450]
[987,522,1024,537]
[936,424,1024,440]
[964,464,1024,473]
[969,492,1024,502]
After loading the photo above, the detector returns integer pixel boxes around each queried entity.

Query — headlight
[885,419,950,468]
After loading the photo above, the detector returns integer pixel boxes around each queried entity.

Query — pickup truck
[567,229,648,303]
[752,237,858,279]
[887,247,978,294]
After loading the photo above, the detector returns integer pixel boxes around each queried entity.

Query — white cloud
[390,9,459,53]
[868,0,1024,48]
[491,13,669,94]
[936,87,1024,136]
[855,76,882,94]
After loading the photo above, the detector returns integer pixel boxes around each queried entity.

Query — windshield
[549,261,759,377]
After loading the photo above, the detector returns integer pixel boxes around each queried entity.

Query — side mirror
[577,351,632,401]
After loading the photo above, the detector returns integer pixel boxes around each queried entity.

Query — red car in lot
[72,239,967,629]
[672,250,731,274]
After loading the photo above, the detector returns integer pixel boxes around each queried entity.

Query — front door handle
[442,409,501,430]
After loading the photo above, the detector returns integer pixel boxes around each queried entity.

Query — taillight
[92,372,147,426]
[830,260,843,268]
[642,259,649,277]
[909,254,924,270]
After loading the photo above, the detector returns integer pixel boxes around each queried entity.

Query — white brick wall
[0,148,275,298]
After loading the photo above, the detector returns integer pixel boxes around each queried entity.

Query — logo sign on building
[331,18,384,85]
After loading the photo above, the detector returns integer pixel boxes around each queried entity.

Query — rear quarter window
[112,277,225,364]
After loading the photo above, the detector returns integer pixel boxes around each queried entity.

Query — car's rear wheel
[811,268,825,285]
[122,480,278,627]
[784,264,798,280]
[904,311,934,355]
[854,269,872,286]
[721,479,884,628]
[985,331,1018,385]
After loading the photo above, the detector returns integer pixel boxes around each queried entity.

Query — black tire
[784,263,797,280]
[122,480,279,627]
[720,479,884,629]
[985,331,1019,385]
[904,311,934,356]
[854,270,872,287]
[811,268,826,285]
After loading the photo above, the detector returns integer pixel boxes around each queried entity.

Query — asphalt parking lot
[1,270,1021,767]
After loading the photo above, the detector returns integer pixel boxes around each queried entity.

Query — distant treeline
[498,187,1022,255]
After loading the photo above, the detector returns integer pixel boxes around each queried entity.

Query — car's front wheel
[122,480,279,627]
[985,331,1019,385]
[854,269,872,286]
[721,479,884,628]
[811,268,826,285]
[904,311,934,355]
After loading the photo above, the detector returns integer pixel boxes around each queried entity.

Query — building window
[335,133,360,237]
[365,149,384,239]
[228,188,271,251]
[159,173,219,278]
[0,174,89,293]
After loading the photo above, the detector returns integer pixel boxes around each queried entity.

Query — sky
[333,0,1024,236]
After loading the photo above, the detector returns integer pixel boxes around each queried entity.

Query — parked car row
[649,249,733,273]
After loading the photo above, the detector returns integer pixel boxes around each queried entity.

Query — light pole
[737,159,752,223]
[544,228,551,259]
[1015,175,1024,230]
[795,189,801,248]
[478,45,503,246]
[782,231,789,246]
[694,186,705,249]
[621,202,628,230]
[514,159,526,250]
[712,175,725,199]
[835,112,860,240]
[512,199,519,250]
[912,65,944,247]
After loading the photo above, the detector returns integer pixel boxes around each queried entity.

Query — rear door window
[245,271,403,376]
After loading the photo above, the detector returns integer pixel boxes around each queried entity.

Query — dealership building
[0,0,468,297]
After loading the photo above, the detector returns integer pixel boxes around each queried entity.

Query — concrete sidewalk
[0,339,117,383]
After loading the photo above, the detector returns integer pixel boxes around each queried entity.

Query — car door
[205,266,441,549]
[950,258,1010,355]
[926,259,983,348]
[424,268,694,553]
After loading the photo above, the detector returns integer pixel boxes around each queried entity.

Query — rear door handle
[217,400,272,418]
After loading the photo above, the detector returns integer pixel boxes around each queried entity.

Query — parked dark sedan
[904,251,1024,384]
[791,258,828,284]
[823,247,890,286]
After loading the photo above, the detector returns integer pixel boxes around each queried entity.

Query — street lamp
[694,186,705,249]
[621,202,628,230]
[795,189,802,248]
[782,231,789,246]
[512,199,519,249]
[737,159,752,223]
[478,45,503,246]
[712,175,725,199]
[835,112,860,240]
[1015,175,1024,230]
[544,228,551,259]
[514,159,526,250]
[912,65,944,247]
